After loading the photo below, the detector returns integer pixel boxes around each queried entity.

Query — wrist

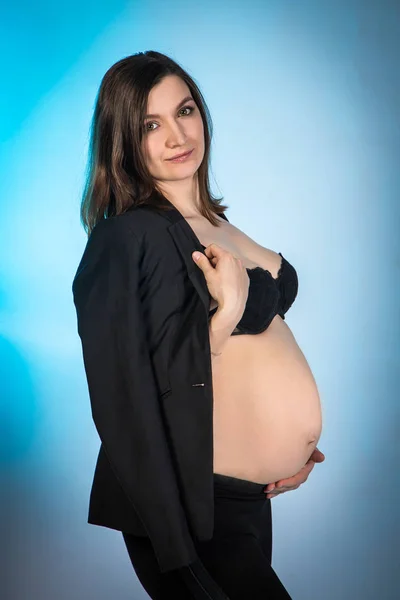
[208,308,238,357]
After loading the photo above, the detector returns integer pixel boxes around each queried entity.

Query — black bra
[201,245,298,335]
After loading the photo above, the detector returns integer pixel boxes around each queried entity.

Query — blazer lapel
[145,200,211,314]
[167,219,210,314]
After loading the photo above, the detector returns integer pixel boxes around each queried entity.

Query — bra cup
[234,268,280,334]
[202,246,299,335]
[277,262,298,315]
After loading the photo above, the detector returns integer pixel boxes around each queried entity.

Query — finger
[265,455,322,487]
[275,465,312,489]
[264,481,289,493]
[266,491,281,498]
[267,483,299,497]
[312,447,325,462]
[273,484,294,492]
[266,488,290,498]
[264,461,314,493]
[192,252,214,275]
[275,475,302,488]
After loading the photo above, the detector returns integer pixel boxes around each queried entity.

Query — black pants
[122,473,293,599]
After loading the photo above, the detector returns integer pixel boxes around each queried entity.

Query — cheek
[194,117,204,139]
[184,114,204,142]
[142,139,158,167]
[140,139,149,161]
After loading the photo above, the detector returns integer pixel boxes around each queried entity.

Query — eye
[144,105,195,132]
[179,105,194,116]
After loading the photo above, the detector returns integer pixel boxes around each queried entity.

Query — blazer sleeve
[72,218,198,573]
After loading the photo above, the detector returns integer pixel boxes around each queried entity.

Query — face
[141,75,205,187]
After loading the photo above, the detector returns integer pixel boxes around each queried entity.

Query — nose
[165,120,187,147]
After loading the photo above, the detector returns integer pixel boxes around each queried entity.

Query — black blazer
[72,200,229,574]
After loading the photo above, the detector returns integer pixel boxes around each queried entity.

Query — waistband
[213,472,268,497]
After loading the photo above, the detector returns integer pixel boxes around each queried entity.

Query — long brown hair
[80,51,228,236]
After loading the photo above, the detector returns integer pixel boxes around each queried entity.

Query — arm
[72,219,197,573]
[209,307,238,358]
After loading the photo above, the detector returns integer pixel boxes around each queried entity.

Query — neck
[156,175,202,217]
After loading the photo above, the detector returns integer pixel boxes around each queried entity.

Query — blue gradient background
[1,1,399,598]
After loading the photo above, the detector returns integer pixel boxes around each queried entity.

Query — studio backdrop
[1,1,399,598]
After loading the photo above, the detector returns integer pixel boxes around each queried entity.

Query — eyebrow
[144,95,194,119]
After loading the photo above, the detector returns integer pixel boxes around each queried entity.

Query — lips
[167,149,193,160]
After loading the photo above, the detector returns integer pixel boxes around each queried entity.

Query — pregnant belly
[212,316,323,484]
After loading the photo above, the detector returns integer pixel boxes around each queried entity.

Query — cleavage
[201,243,280,279]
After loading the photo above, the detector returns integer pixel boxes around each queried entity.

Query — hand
[264,447,325,499]
[192,244,249,317]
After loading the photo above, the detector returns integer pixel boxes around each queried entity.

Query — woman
[72,51,325,599]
